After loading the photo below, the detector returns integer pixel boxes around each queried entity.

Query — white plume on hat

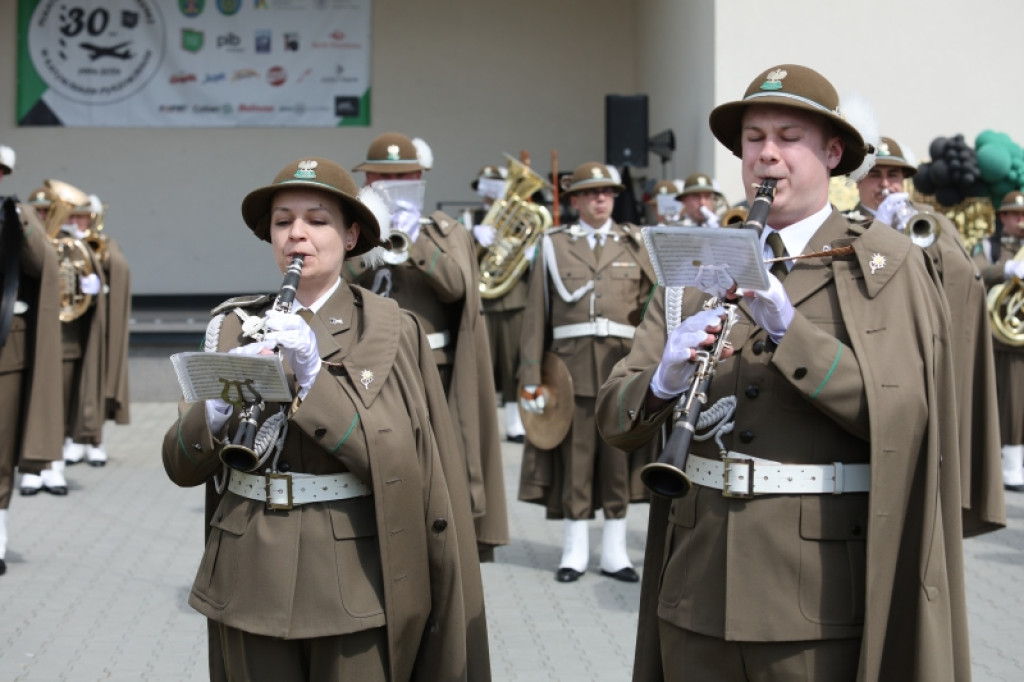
[412,137,433,170]
[607,165,622,185]
[357,185,392,269]
[87,193,103,213]
[673,179,684,194]
[841,90,881,183]
[0,145,15,173]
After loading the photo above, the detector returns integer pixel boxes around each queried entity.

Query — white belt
[228,469,371,510]
[552,318,635,340]
[427,330,451,349]
[684,453,869,499]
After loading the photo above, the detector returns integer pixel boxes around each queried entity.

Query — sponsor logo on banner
[27,0,167,105]
[312,30,360,49]
[216,33,243,50]
[159,104,188,113]
[255,30,271,53]
[232,68,259,81]
[266,66,287,87]
[170,72,197,84]
[182,29,204,53]
[239,103,274,113]
[254,0,269,10]
[179,0,204,18]
[334,96,360,117]
[192,104,230,114]
[280,103,307,116]
[203,73,226,83]
[217,0,242,16]
[284,33,299,52]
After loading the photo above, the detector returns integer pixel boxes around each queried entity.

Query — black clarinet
[639,179,777,498]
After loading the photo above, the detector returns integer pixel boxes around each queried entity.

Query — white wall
[0,1,638,295]
[711,0,1024,205]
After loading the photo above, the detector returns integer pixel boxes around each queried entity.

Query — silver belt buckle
[594,318,609,337]
[721,457,755,499]
[265,472,294,510]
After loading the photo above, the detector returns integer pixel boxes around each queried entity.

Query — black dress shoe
[600,567,640,583]
[506,434,525,444]
[43,485,68,496]
[88,460,106,468]
[555,567,584,583]
[20,486,40,496]
[0,558,6,575]
[1004,483,1024,493]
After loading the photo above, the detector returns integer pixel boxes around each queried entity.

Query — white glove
[79,273,101,295]
[473,224,496,247]
[875,192,910,227]
[392,200,422,243]
[650,307,726,399]
[263,310,321,400]
[699,206,720,228]
[205,399,233,436]
[1005,260,1024,280]
[520,384,545,414]
[744,272,794,343]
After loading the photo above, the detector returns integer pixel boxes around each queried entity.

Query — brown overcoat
[162,283,490,681]
[598,213,983,681]
[100,238,131,425]
[344,211,508,555]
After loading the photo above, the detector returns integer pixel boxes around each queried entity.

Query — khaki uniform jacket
[1,204,62,478]
[162,283,490,682]
[599,213,977,682]
[517,223,657,515]
[345,211,508,553]
[853,202,1004,535]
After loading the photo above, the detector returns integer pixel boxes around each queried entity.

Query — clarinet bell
[219,443,261,473]
[640,461,693,499]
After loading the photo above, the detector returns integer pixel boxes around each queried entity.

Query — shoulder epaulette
[210,293,272,316]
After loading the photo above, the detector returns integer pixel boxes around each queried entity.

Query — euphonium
[721,206,748,226]
[219,255,305,472]
[478,154,552,299]
[640,178,777,498]
[42,180,97,322]
[988,245,1024,347]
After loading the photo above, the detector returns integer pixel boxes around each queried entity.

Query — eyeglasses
[580,187,616,198]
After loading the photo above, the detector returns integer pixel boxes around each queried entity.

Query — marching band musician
[850,137,1003,526]
[974,191,1024,491]
[162,157,489,681]
[518,161,657,583]
[471,164,527,443]
[0,171,64,575]
[646,179,683,225]
[343,133,508,561]
[675,173,725,227]
[20,183,104,496]
[597,64,989,681]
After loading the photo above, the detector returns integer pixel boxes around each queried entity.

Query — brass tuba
[478,154,552,299]
[988,245,1024,346]
[42,180,97,322]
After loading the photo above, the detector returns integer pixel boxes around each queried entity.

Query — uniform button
[278,462,291,473]
[744,385,759,399]
[793,367,808,379]
[216,513,223,522]
[432,518,448,532]
[596,275,602,280]
[314,426,327,438]
[851,524,863,536]
[752,340,765,355]
[596,293,602,298]
[739,430,755,443]
[192,443,202,451]
[417,260,426,266]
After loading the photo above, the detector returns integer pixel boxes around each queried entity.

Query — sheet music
[170,352,294,404]
[641,226,770,292]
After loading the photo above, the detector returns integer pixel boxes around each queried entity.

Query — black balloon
[929,137,949,160]
[914,163,936,194]
[935,185,962,207]
[930,159,951,186]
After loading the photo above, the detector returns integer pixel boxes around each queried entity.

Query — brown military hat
[241,157,384,258]
[677,173,723,198]
[647,179,682,206]
[872,137,917,177]
[561,161,625,196]
[352,132,426,174]
[999,191,1024,213]
[708,64,868,177]
[471,164,505,191]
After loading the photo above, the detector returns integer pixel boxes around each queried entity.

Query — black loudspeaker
[605,94,649,167]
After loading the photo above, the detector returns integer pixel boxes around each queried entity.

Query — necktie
[765,231,789,281]
[593,234,603,262]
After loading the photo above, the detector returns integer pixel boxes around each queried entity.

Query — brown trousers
[564,396,629,519]
[658,620,860,682]
[218,623,388,682]
[484,307,524,403]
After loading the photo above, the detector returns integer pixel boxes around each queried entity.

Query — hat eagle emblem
[877,141,891,157]
[761,68,787,91]
[1016,195,1024,206]
[294,160,318,179]
[386,144,401,161]
[591,167,607,180]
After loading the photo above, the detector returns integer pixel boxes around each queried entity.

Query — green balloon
[978,144,1012,182]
